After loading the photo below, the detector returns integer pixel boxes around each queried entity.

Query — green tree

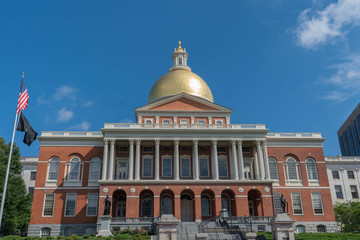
[334,201,360,233]
[0,137,32,236]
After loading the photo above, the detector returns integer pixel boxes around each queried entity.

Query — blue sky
[1,0,360,157]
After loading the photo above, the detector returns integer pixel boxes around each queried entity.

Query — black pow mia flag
[16,112,38,146]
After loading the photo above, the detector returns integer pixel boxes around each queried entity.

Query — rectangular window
[181,158,191,177]
[65,193,77,216]
[179,119,189,126]
[217,147,227,153]
[197,120,206,125]
[335,185,343,199]
[218,157,228,177]
[350,185,359,199]
[199,158,209,177]
[118,146,128,153]
[273,192,282,214]
[43,194,55,217]
[162,119,171,125]
[311,193,323,215]
[117,161,128,180]
[143,158,153,177]
[41,228,51,237]
[348,171,355,179]
[28,187,34,195]
[143,146,153,153]
[242,147,250,153]
[332,171,339,179]
[86,193,98,216]
[244,162,252,179]
[30,171,37,180]
[291,193,303,215]
[162,158,172,177]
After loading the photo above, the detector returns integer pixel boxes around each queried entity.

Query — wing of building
[28,43,337,237]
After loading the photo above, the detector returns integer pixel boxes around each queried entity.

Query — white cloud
[37,96,50,105]
[322,55,360,101]
[68,121,91,130]
[53,86,78,101]
[57,107,74,122]
[81,100,94,107]
[295,0,360,49]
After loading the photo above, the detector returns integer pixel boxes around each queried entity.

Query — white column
[253,143,259,180]
[155,139,160,180]
[174,139,180,180]
[256,140,265,180]
[109,139,115,180]
[231,140,239,180]
[135,139,141,180]
[237,140,244,180]
[327,169,337,205]
[262,141,270,180]
[356,169,360,192]
[128,139,134,180]
[101,139,109,180]
[340,168,351,200]
[193,139,199,180]
[212,139,219,180]
[155,116,160,128]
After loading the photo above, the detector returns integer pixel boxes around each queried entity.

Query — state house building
[28,43,337,237]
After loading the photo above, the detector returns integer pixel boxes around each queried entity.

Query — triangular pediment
[135,93,232,112]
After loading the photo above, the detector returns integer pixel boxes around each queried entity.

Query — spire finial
[177,41,183,52]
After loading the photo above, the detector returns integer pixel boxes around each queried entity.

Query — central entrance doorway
[180,194,194,222]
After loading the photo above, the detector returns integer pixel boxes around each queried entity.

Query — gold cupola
[147,42,214,104]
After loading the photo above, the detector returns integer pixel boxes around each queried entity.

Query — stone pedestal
[245,232,257,240]
[269,213,295,240]
[156,214,180,240]
[97,215,112,237]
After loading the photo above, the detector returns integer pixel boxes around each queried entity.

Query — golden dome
[148,69,214,104]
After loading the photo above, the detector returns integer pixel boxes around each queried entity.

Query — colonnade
[101,139,271,181]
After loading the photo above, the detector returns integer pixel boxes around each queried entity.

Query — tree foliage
[334,201,360,233]
[0,138,32,236]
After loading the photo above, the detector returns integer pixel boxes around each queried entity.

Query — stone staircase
[178,220,244,240]
[179,222,199,240]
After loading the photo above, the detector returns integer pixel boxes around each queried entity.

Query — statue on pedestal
[280,194,288,213]
[104,195,111,215]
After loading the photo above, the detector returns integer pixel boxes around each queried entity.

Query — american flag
[16,77,29,114]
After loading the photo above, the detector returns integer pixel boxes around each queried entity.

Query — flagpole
[0,113,19,229]
[0,72,24,229]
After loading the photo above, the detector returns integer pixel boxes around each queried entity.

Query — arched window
[161,195,173,215]
[141,194,153,217]
[286,158,299,180]
[41,227,51,237]
[317,225,326,233]
[47,157,59,181]
[201,194,211,216]
[221,194,231,213]
[268,158,278,180]
[296,225,306,233]
[178,57,183,65]
[306,158,318,180]
[69,158,80,180]
[89,157,101,181]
